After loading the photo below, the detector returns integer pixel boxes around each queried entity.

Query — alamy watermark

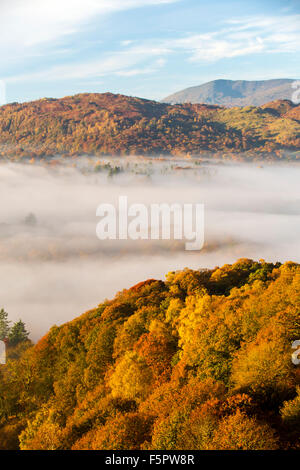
[291,80,300,105]
[0,340,6,365]
[96,196,204,251]
[292,340,300,365]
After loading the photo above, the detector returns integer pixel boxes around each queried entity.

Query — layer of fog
[0,159,300,340]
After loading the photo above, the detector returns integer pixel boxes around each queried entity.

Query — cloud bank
[0,159,300,340]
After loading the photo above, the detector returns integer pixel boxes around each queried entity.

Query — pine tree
[8,320,29,346]
[0,308,10,341]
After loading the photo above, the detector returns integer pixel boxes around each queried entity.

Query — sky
[0,0,300,103]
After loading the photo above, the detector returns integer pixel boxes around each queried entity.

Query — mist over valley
[0,157,299,339]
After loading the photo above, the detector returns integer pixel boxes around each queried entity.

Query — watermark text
[96,197,204,251]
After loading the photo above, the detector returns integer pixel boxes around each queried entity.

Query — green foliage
[0,309,10,340]
[8,320,30,346]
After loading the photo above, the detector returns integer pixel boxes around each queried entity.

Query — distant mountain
[162,79,296,107]
[0,92,299,160]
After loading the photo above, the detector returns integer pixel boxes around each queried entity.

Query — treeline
[0,309,30,347]
[0,259,299,450]
[0,93,299,160]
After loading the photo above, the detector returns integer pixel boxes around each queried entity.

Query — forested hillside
[0,259,299,450]
[0,93,299,160]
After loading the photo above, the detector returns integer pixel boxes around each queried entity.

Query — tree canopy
[0,259,299,450]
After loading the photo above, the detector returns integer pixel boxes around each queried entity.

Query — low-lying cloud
[0,159,299,340]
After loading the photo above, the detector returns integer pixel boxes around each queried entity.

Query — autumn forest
[0,93,299,161]
[0,259,299,450]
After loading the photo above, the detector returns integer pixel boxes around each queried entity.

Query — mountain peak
[162,79,296,107]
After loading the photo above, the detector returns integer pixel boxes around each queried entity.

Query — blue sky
[1,0,300,103]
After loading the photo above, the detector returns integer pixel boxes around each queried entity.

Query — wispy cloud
[170,33,264,62]
[7,46,170,83]
[0,0,179,59]
[6,13,299,86]
[170,14,300,62]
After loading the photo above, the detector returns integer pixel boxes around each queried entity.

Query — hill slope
[0,259,299,450]
[162,79,296,107]
[0,92,299,160]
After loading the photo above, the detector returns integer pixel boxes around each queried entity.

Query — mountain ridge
[162,79,297,107]
[0,92,299,160]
